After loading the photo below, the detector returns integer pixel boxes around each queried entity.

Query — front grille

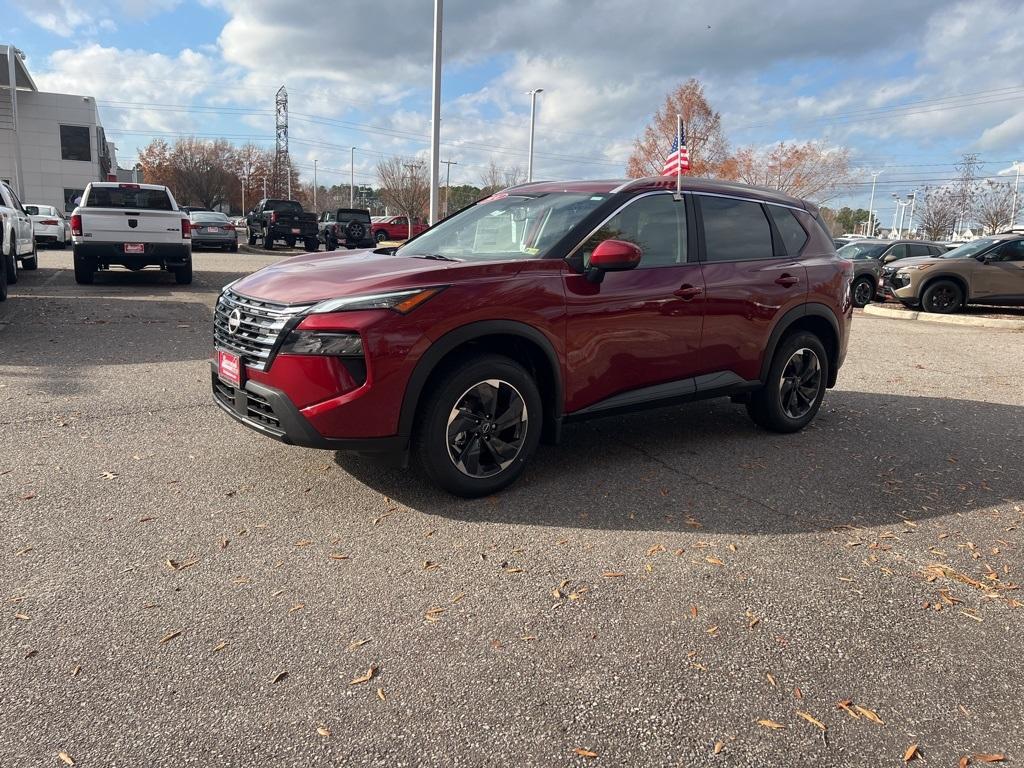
[213,290,309,371]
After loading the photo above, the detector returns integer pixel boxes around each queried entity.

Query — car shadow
[334,390,1023,534]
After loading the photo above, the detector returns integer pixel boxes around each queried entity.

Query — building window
[60,125,92,162]
[64,188,85,212]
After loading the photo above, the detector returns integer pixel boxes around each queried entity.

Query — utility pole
[350,147,356,208]
[313,159,318,213]
[440,159,458,217]
[527,88,544,182]
[263,176,267,199]
[427,0,443,224]
[866,170,882,237]
[241,176,247,215]
[1012,161,1021,229]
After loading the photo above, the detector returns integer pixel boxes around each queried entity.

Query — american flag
[661,125,690,176]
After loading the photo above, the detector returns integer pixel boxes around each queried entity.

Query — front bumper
[210,364,405,455]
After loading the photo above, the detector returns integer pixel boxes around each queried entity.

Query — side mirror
[586,239,642,283]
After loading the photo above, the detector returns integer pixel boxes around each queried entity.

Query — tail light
[224,223,235,231]
[270,211,278,223]
[70,214,82,236]
[181,218,191,239]
[41,219,58,226]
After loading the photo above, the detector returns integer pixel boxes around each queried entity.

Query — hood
[230,249,526,305]
[886,256,937,270]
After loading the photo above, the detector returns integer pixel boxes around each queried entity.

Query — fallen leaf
[100,471,117,480]
[903,744,919,763]
[837,699,860,719]
[350,665,377,685]
[602,572,625,578]
[347,639,370,652]
[288,603,305,614]
[20,492,36,501]
[139,517,155,523]
[328,553,349,561]
[690,605,698,619]
[959,758,970,768]
[57,752,74,765]
[15,546,33,556]
[377,687,386,701]
[316,727,330,738]
[212,641,228,652]
[796,711,826,731]
[705,556,724,565]
[271,671,288,684]
[974,756,1006,763]
[713,741,725,754]
[424,607,445,622]
[158,630,182,645]
[793,687,803,699]
[15,613,29,621]
[423,561,440,571]
[71,665,81,677]
[855,705,885,725]
[766,673,777,687]
[758,719,786,730]
[573,748,598,758]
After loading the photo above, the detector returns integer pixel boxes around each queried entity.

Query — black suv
[318,208,375,250]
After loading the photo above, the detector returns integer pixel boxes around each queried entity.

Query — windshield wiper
[407,253,462,262]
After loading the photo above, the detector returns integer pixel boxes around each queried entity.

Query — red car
[213,177,852,497]
[372,215,428,243]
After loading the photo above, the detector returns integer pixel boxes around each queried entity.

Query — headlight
[279,331,363,356]
[309,287,445,315]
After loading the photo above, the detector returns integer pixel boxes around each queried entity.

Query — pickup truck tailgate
[81,209,185,244]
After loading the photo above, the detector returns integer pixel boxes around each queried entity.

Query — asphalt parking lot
[2,251,1022,768]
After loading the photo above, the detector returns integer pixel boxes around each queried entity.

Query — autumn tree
[916,187,958,241]
[974,181,1016,234]
[377,156,429,238]
[717,141,852,204]
[626,78,729,178]
[137,139,176,190]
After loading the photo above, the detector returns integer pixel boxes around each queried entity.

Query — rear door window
[85,186,173,210]
[908,244,933,258]
[767,205,808,256]
[699,196,773,262]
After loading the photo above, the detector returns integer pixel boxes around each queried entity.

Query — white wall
[0,90,105,211]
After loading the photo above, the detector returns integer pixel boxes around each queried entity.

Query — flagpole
[675,113,683,201]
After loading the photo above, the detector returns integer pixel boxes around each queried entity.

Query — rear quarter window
[767,205,809,256]
[85,187,173,211]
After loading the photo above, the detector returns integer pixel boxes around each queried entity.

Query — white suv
[71,182,192,285]
[0,181,38,300]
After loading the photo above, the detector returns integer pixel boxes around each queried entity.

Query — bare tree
[717,141,852,204]
[626,78,730,178]
[974,181,1016,235]
[478,160,524,196]
[916,187,959,241]
[377,156,429,239]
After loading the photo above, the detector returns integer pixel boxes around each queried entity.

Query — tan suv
[886,234,1024,313]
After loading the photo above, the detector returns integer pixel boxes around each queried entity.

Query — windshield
[837,242,888,260]
[941,238,997,259]
[397,192,608,262]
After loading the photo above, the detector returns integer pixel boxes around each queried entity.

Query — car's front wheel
[746,331,828,433]
[851,276,874,308]
[414,355,542,497]
[921,279,963,314]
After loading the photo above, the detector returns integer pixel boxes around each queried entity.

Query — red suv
[372,215,428,243]
[213,178,852,497]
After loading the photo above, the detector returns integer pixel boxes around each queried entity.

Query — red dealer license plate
[217,350,242,388]
[124,243,145,253]
[291,228,300,234]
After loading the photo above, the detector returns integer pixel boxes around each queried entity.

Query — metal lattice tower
[272,86,289,197]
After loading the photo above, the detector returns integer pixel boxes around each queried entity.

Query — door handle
[674,284,704,300]
[775,274,799,287]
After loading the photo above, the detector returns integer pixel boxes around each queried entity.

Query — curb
[863,302,1024,329]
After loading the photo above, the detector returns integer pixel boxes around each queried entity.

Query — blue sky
[7,0,1024,217]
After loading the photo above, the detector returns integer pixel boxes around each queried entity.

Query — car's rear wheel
[414,355,542,497]
[374,230,387,243]
[0,241,8,302]
[921,280,963,314]
[6,239,18,285]
[746,331,828,434]
[173,261,193,285]
[73,249,94,285]
[264,235,274,251]
[285,236,297,248]
[851,276,874,308]
[303,237,318,252]
[21,238,38,271]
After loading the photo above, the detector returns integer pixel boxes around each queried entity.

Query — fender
[397,319,563,439]
[759,302,841,383]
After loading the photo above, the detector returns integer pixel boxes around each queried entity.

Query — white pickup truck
[71,182,192,285]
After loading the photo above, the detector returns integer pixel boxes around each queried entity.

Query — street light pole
[1012,161,1021,229]
[241,175,247,215]
[527,88,544,182]
[313,159,317,213]
[906,192,917,238]
[866,170,882,237]
[427,0,443,224]
[350,147,356,208]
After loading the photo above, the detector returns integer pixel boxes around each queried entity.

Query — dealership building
[1,44,117,212]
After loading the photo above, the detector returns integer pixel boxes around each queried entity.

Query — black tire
[303,238,318,252]
[0,240,8,302]
[324,234,337,252]
[6,240,18,285]
[21,238,39,271]
[174,261,193,285]
[264,235,274,251]
[73,250,94,285]
[851,276,874,308]
[284,236,297,248]
[247,230,257,246]
[921,279,963,314]
[414,355,542,497]
[746,331,829,434]
[374,230,387,243]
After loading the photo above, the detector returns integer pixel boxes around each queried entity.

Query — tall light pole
[905,192,917,238]
[350,147,356,207]
[527,88,544,182]
[866,170,883,237]
[313,159,318,213]
[427,0,443,224]
[1011,161,1021,229]
[240,175,247,215]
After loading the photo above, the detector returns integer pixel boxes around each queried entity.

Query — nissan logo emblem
[227,308,242,334]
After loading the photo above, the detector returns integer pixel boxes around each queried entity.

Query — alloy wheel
[928,286,957,311]
[778,348,822,419]
[446,379,528,479]
[853,279,873,306]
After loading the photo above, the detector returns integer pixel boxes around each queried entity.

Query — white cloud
[11,0,181,35]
